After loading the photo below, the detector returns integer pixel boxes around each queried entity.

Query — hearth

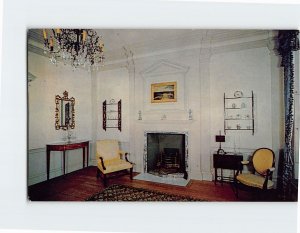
[144,132,189,179]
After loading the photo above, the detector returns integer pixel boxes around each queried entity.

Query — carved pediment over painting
[55,91,75,130]
[140,60,189,77]
[140,60,189,114]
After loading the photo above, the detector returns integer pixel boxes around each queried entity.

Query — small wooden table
[213,153,243,185]
[46,140,89,180]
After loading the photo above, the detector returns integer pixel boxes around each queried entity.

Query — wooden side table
[213,153,243,185]
[46,140,89,180]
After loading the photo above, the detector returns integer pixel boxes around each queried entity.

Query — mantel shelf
[136,120,195,124]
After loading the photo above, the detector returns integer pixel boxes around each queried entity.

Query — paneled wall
[28,52,93,185]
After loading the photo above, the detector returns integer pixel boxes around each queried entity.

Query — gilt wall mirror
[55,91,75,130]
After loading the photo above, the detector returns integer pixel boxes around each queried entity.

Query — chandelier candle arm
[42,29,105,70]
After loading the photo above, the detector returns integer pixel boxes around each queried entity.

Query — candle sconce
[138,110,142,120]
[188,109,193,120]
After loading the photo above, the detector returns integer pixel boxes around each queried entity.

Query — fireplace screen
[146,133,187,179]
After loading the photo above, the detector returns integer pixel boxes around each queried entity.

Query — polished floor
[28,166,278,201]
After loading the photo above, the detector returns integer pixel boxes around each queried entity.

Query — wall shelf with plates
[224,91,254,135]
[102,99,121,131]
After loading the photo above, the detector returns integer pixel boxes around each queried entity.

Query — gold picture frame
[151,81,177,103]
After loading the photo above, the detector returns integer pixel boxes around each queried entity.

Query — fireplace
[144,131,189,179]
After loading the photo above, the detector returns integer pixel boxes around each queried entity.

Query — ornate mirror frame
[55,90,75,130]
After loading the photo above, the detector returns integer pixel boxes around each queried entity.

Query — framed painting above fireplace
[151,81,177,103]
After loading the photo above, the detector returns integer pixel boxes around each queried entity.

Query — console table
[213,153,243,185]
[46,140,89,180]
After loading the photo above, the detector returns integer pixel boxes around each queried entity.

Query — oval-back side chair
[235,148,275,200]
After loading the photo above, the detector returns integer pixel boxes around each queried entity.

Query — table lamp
[215,132,226,155]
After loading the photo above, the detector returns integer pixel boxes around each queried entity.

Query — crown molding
[28,29,274,70]
[105,30,268,60]
[211,38,269,55]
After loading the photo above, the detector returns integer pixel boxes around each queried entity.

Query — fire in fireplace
[146,132,188,179]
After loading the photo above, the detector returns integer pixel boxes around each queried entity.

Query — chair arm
[119,150,128,160]
[268,167,275,172]
[266,167,275,178]
[241,160,249,165]
[235,161,249,177]
[266,167,275,176]
[118,150,132,163]
[119,150,126,156]
[262,167,275,189]
[99,157,106,170]
[234,169,241,178]
[124,153,133,164]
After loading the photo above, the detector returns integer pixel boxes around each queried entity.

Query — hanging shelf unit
[103,99,121,131]
[224,91,254,135]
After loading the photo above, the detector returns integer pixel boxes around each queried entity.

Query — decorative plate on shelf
[234,91,243,98]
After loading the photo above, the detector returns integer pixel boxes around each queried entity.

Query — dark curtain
[276,30,299,200]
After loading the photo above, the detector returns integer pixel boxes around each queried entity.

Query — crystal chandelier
[43,29,104,70]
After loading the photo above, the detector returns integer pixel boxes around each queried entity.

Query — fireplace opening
[146,133,188,179]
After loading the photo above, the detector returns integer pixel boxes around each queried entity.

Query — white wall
[28,34,287,184]
[209,47,283,180]
[96,42,283,181]
[93,67,130,163]
[210,48,273,151]
[28,52,92,185]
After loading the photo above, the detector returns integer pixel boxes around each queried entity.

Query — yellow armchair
[96,139,133,186]
[235,148,275,200]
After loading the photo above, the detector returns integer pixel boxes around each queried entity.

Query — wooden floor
[28,166,276,201]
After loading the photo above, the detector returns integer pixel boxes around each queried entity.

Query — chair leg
[234,181,239,198]
[130,168,133,180]
[96,168,100,178]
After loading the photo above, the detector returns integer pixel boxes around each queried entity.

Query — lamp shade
[215,135,225,142]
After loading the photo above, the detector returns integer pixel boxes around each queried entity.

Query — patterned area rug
[86,184,206,201]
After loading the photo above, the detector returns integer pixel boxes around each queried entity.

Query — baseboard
[189,171,213,181]
[28,167,63,186]
[89,158,97,166]
[201,171,213,181]
[28,147,94,186]
[189,170,202,180]
[28,162,92,186]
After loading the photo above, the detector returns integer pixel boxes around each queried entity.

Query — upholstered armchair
[235,148,275,199]
[96,139,133,186]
